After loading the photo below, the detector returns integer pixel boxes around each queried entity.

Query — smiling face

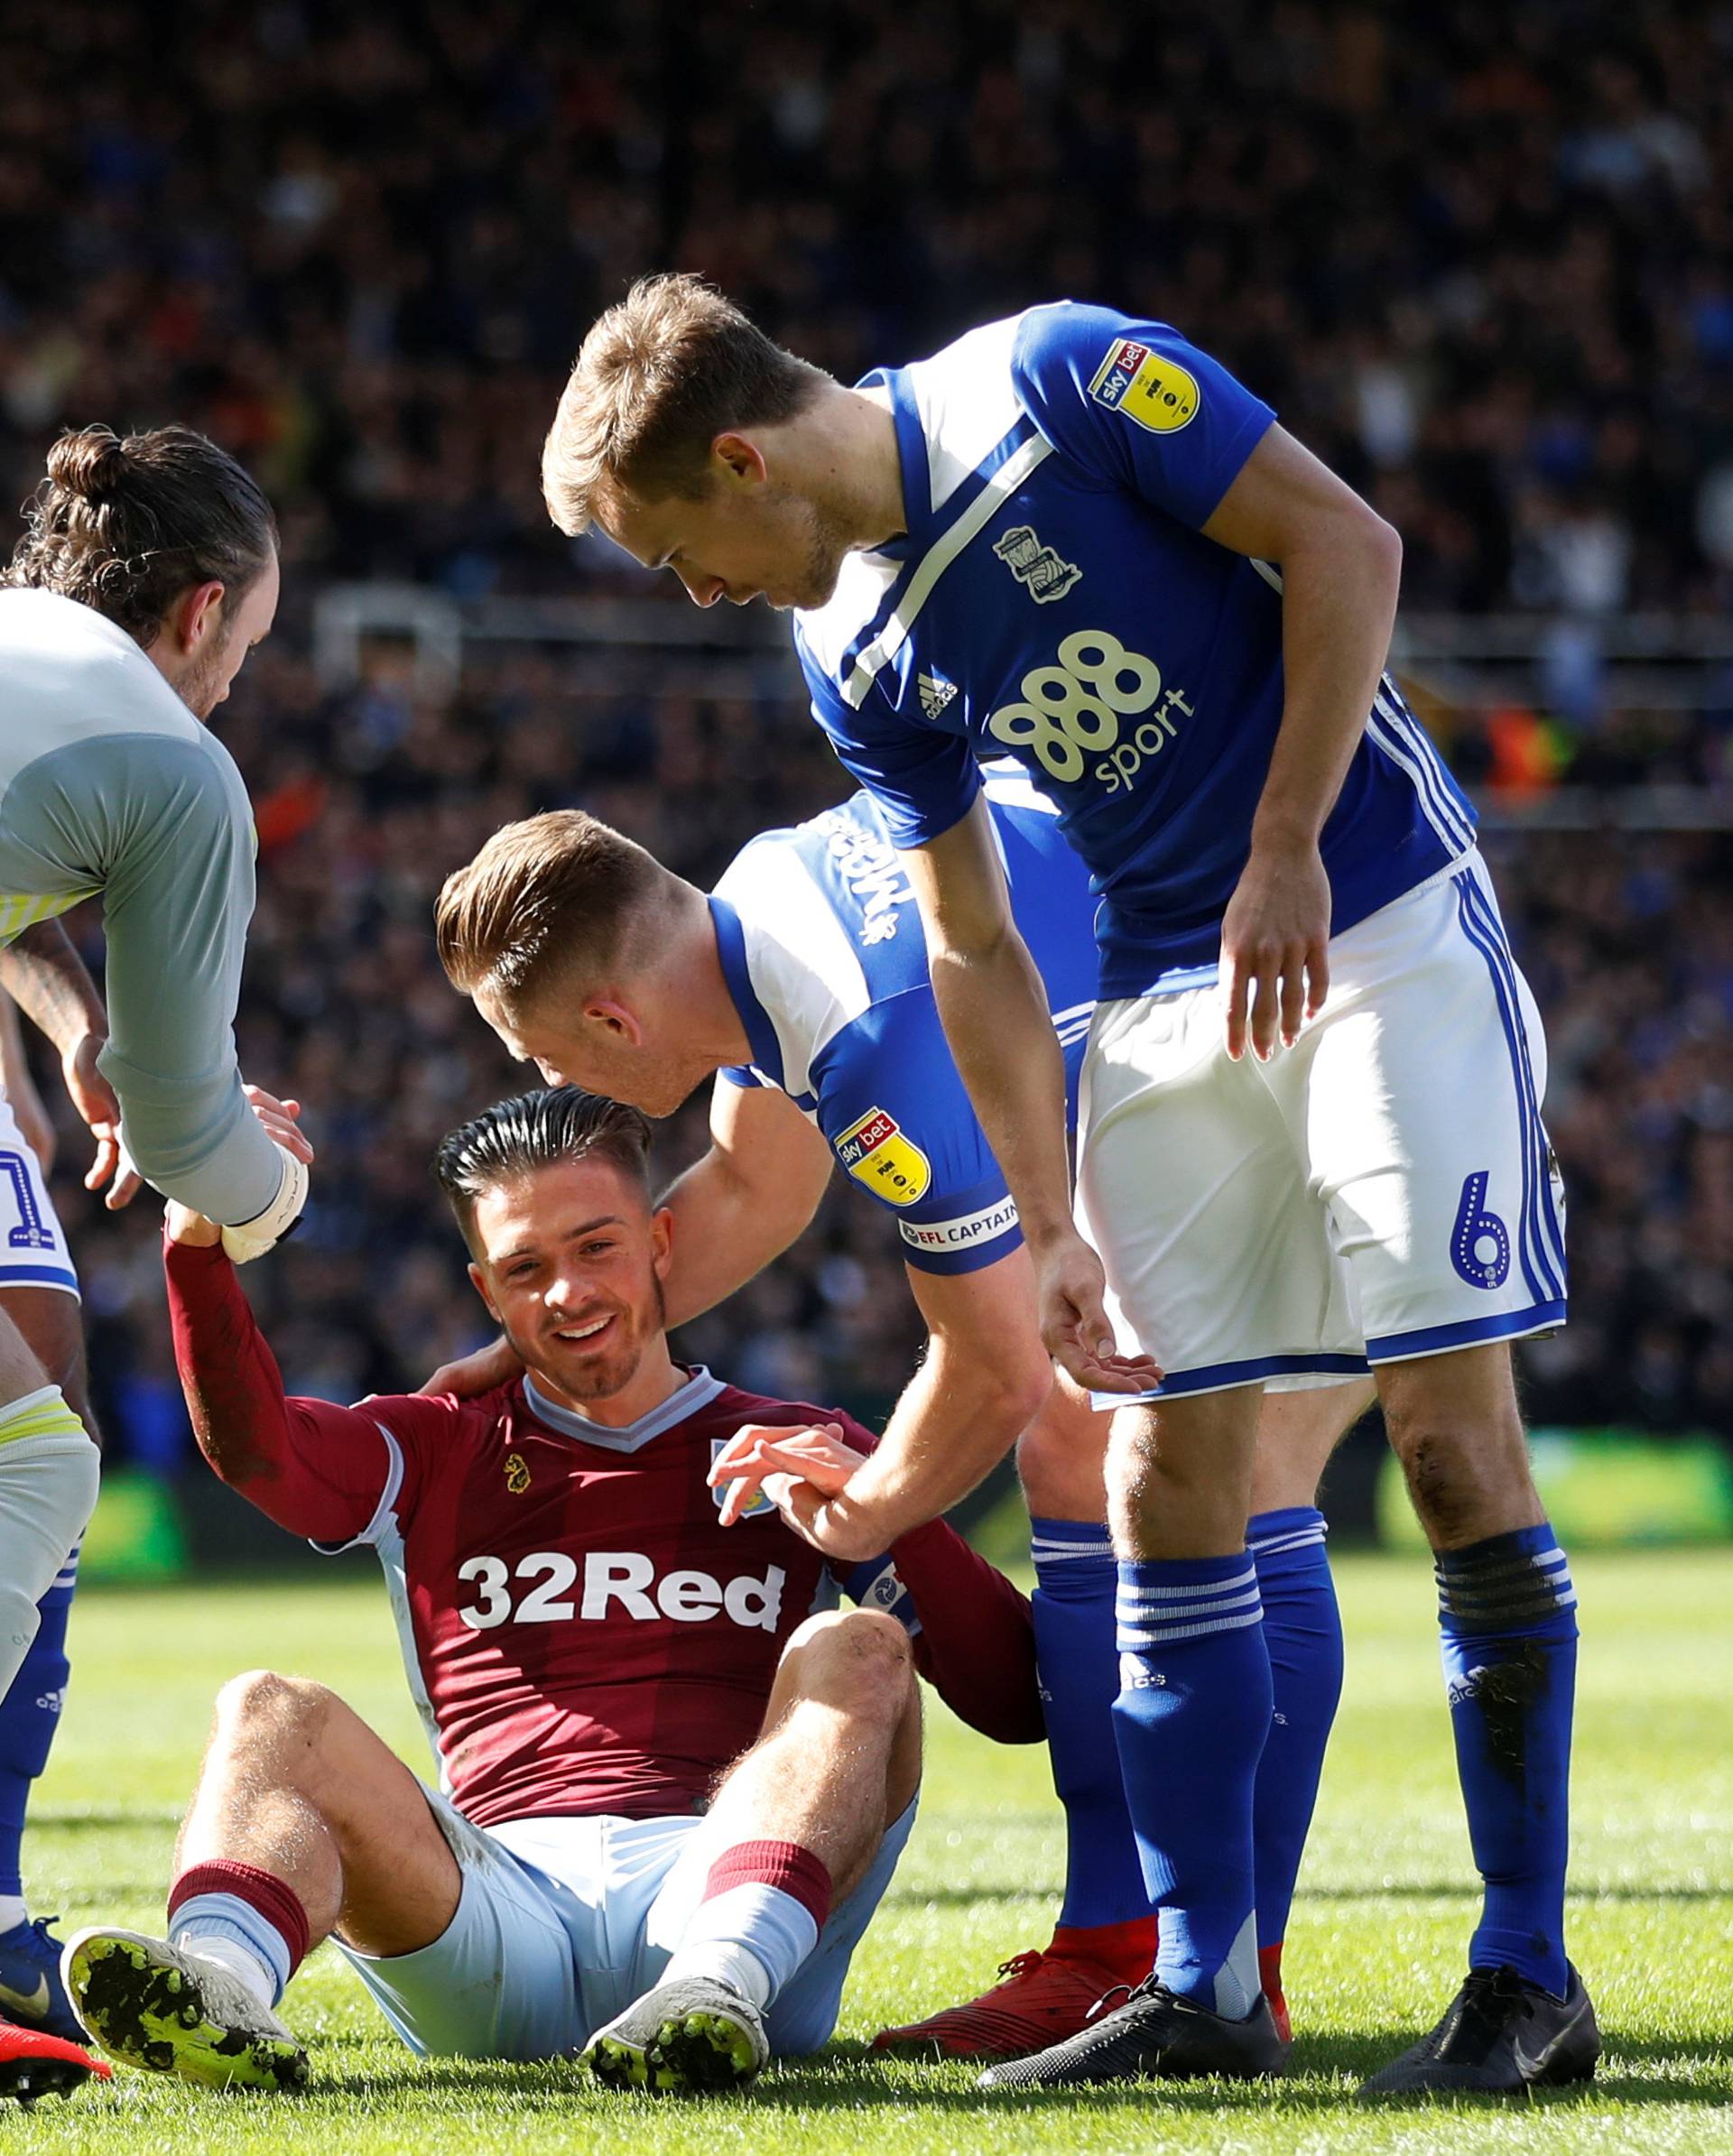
[467,1154,673,1410]
[595,445,856,615]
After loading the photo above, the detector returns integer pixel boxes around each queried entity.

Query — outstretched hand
[1036,1230,1161,1395]
[244,1084,314,1164]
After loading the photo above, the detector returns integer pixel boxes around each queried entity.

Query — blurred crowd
[33,664,1733,1463]
[3,0,1733,635]
[3,0,1730,1458]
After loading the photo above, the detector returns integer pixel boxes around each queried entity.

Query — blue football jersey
[709,765,1097,1276]
[792,304,1476,999]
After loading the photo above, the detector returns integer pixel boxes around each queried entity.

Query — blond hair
[542,273,828,534]
[435,811,668,1016]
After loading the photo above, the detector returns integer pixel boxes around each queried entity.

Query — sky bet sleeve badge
[833,1107,932,1206]
[1089,338,1200,433]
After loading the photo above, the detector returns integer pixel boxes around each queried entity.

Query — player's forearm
[163,1235,381,1540]
[826,1343,1044,1549]
[106,1052,287,1225]
[928,936,1074,1251]
[1250,518,1403,855]
[98,765,283,1223]
[0,996,30,1096]
[891,1520,1043,1744]
[0,921,106,1054]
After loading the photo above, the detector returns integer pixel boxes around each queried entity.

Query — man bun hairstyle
[435,1087,653,1251]
[8,423,276,647]
[435,810,666,1018]
[48,429,132,503]
[542,271,829,534]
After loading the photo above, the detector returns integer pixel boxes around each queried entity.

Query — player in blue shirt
[533,276,1594,2099]
[432,778,1367,2060]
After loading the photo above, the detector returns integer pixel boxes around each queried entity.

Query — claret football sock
[662,1839,831,2010]
[167,1860,311,2011]
[1050,1916,1159,1983]
[1113,1553,1271,2020]
[1435,1522,1577,1996]
[1247,1508,1344,1967]
[0,1538,79,1921]
[1029,1519,1152,1931]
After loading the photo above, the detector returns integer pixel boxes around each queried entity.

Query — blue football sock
[1029,1519,1149,1930]
[1114,1552,1271,2017]
[1436,1522,1577,1995]
[1247,1507,1344,1960]
[0,1540,78,1902]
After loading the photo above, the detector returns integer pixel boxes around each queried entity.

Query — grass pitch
[2,1549,1728,2153]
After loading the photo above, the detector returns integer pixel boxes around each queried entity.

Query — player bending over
[433,789,1373,2062]
[62,1087,1040,2096]
[0,424,309,2104]
[535,274,1596,2100]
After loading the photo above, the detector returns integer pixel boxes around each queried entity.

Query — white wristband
[220,1144,309,1264]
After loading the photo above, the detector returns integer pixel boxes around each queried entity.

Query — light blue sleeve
[1013,302,1276,531]
[9,736,283,1224]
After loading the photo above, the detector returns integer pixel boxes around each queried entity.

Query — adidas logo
[918,671,958,720]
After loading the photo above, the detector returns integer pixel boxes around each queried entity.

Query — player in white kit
[530,276,1596,2100]
[0,424,306,2101]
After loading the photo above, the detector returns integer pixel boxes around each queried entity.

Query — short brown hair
[8,423,276,647]
[434,1087,653,1254]
[542,273,829,534]
[436,810,665,1017]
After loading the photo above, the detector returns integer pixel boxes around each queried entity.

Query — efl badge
[834,1106,931,1206]
[709,1439,776,1520]
[1089,339,1200,433]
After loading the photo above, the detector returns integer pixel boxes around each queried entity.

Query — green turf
[2,1550,1728,2151]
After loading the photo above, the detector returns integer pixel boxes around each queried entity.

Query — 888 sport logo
[987,629,1194,796]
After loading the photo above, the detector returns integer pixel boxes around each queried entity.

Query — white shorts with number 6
[1076,849,1565,1398]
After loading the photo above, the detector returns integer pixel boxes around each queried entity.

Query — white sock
[1211,1911,1262,2021]
[661,1936,774,2011]
[0,1396,98,1697]
[0,1894,27,1935]
[180,1932,277,2012]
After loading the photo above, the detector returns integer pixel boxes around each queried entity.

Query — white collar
[521,1365,726,1454]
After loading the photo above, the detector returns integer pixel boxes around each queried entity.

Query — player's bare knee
[1386,1411,1539,1547]
[215,1669,337,1751]
[1016,1404,1109,1523]
[783,1608,913,1719]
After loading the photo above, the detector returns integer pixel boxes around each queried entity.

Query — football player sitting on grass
[60,1086,1042,2096]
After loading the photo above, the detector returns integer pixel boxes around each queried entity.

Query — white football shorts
[1076,850,1565,1398]
[337,1784,917,2062]
[0,1093,77,1298]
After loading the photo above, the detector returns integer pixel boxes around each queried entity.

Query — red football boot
[873,1918,1158,2061]
[0,2017,110,2105]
